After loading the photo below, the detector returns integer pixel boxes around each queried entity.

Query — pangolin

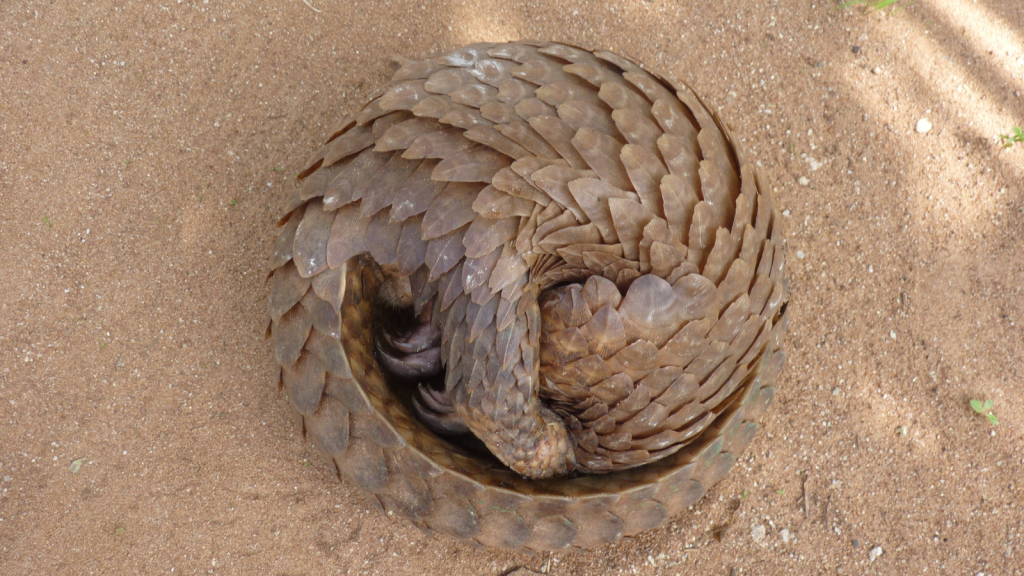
[269,40,788,548]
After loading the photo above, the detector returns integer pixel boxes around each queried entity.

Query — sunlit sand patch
[928,0,1024,87]
[837,5,1021,237]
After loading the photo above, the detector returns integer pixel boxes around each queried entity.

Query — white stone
[869,546,884,562]
[751,524,766,544]
[916,118,933,133]
[780,528,791,543]
[798,176,810,186]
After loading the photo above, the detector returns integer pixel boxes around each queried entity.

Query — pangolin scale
[268,40,789,549]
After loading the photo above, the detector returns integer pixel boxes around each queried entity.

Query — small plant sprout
[998,126,1023,149]
[69,457,88,474]
[839,0,904,10]
[970,399,998,425]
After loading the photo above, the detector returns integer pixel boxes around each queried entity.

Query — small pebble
[869,546,884,562]
[852,539,860,548]
[872,67,881,74]
[852,45,861,54]
[780,529,791,543]
[915,118,933,134]
[832,387,840,395]
[2,476,11,483]
[751,524,766,544]
[798,176,810,186]
[782,209,791,217]
[889,330,897,340]
[796,250,805,260]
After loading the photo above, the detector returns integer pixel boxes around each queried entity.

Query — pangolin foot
[374,306,443,380]
[412,383,470,435]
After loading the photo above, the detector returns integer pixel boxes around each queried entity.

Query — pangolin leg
[373,295,470,434]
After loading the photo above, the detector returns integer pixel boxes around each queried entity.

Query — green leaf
[1000,126,1024,148]
[69,457,87,474]
[840,0,902,9]
[982,399,993,411]
[970,399,983,413]
[986,413,998,425]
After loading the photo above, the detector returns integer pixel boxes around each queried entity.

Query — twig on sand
[301,0,322,13]
[795,472,810,519]
[795,471,809,517]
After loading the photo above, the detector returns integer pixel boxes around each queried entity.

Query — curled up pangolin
[268,40,789,549]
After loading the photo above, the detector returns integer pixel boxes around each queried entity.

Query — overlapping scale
[267,40,788,551]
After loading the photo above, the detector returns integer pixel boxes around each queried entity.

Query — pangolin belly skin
[268,40,789,548]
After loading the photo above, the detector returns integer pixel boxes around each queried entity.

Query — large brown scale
[268,40,789,549]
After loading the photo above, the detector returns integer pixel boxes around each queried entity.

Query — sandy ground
[2,0,1023,574]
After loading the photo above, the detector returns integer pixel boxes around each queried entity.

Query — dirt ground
[2,0,1022,574]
